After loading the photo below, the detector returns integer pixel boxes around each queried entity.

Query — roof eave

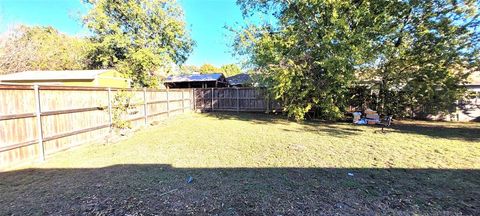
[0,78,96,81]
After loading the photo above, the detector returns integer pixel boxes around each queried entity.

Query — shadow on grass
[282,123,364,138]
[203,112,480,141]
[389,122,480,142]
[204,112,364,138]
[0,165,478,215]
[205,111,289,124]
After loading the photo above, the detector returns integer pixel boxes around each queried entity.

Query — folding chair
[376,115,393,133]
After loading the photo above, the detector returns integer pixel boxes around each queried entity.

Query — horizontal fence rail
[194,88,282,113]
[0,84,194,169]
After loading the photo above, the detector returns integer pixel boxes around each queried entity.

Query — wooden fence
[194,88,282,112]
[0,84,194,169]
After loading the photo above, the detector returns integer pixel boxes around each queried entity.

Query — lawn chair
[376,115,393,133]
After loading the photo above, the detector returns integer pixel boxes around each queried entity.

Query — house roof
[227,73,252,86]
[165,73,225,83]
[0,70,110,81]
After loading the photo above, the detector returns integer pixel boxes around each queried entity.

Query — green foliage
[0,25,93,74]
[111,90,136,129]
[220,64,241,77]
[83,0,194,87]
[116,48,165,87]
[359,1,479,117]
[199,64,220,74]
[198,63,242,77]
[178,65,199,75]
[347,86,378,111]
[234,0,479,120]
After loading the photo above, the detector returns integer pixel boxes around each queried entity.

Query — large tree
[234,0,479,120]
[365,1,480,117]
[0,25,92,74]
[83,0,194,87]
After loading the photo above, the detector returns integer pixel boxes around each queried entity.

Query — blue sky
[0,0,245,67]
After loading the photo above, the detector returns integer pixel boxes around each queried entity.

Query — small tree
[111,90,136,130]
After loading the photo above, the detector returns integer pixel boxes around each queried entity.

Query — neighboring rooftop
[0,70,109,81]
[165,73,225,83]
[227,73,252,86]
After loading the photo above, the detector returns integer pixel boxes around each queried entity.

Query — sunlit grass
[35,112,479,170]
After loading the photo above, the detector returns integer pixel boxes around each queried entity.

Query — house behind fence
[0,70,131,88]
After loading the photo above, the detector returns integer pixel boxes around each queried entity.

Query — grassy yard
[1,113,479,215]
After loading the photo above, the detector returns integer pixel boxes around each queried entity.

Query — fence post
[107,88,112,128]
[166,88,170,117]
[236,88,240,113]
[211,88,214,111]
[266,90,270,113]
[203,89,206,111]
[34,85,45,161]
[143,87,148,125]
[181,89,185,113]
[192,89,196,111]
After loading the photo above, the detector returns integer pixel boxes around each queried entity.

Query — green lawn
[1,113,479,215]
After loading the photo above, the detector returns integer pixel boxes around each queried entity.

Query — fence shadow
[204,112,365,138]
[204,111,288,124]
[205,112,480,141]
[1,164,478,215]
[203,112,480,141]
[388,121,480,142]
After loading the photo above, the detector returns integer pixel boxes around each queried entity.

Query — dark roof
[227,73,252,86]
[165,73,225,83]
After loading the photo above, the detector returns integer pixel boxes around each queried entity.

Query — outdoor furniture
[365,108,380,124]
[376,115,393,133]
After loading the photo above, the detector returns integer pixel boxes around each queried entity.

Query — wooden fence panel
[146,90,169,122]
[39,90,109,111]
[0,84,194,169]
[195,89,213,111]
[194,88,282,113]
[0,89,36,115]
[0,86,39,167]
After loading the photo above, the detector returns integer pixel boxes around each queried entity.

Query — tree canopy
[220,64,242,77]
[198,63,242,77]
[0,25,92,74]
[178,65,199,75]
[234,0,480,120]
[199,64,221,74]
[83,0,194,87]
